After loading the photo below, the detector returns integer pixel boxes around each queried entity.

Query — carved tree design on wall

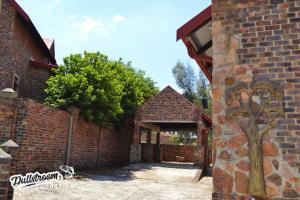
[225,78,284,196]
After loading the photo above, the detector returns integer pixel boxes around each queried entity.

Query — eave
[177,5,212,84]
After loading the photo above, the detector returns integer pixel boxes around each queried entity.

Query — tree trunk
[247,130,266,196]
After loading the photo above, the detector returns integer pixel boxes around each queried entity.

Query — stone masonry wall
[161,144,195,163]
[0,93,131,174]
[212,0,300,199]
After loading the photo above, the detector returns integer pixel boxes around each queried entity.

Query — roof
[176,5,212,83]
[176,6,212,41]
[30,59,57,70]
[138,85,201,123]
[9,0,57,65]
[43,38,54,50]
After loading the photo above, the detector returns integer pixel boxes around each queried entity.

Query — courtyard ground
[14,162,213,200]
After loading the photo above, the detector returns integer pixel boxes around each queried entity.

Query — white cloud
[112,15,126,24]
[74,17,106,39]
[47,0,60,13]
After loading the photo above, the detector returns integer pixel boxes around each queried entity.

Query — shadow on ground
[77,162,203,182]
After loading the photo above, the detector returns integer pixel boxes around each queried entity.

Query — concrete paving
[14,162,213,200]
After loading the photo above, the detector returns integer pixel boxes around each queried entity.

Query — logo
[10,171,63,189]
[9,165,75,189]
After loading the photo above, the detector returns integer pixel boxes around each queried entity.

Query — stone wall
[0,91,131,175]
[212,0,300,199]
[0,0,52,101]
[161,144,196,163]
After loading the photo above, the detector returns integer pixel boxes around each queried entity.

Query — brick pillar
[156,132,160,145]
[155,132,162,162]
[66,107,80,166]
[195,121,203,167]
[130,119,141,163]
[0,148,12,200]
[1,140,18,200]
[146,129,151,144]
[0,89,18,143]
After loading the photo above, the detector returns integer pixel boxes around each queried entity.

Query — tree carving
[225,78,284,196]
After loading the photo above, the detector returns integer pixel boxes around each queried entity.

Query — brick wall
[0,0,52,101]
[212,0,300,199]
[161,144,196,163]
[0,92,131,175]
[141,144,156,162]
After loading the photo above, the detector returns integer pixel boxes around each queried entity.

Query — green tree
[45,51,158,126]
[172,61,212,115]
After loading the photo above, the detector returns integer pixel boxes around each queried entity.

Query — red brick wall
[161,144,195,163]
[0,0,52,101]
[212,0,300,199]
[15,99,70,174]
[0,95,131,174]
[141,143,155,162]
[71,117,99,169]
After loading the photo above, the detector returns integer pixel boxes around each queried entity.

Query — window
[12,74,20,93]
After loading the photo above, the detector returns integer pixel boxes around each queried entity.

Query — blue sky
[18,0,211,90]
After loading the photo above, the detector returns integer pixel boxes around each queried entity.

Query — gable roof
[138,86,201,122]
[9,0,57,65]
[176,5,212,83]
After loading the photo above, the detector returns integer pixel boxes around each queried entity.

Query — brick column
[0,148,12,200]
[130,119,141,163]
[194,121,203,167]
[1,140,18,200]
[155,132,162,162]
[146,129,151,144]
[0,89,18,143]
[156,132,160,146]
[66,107,80,166]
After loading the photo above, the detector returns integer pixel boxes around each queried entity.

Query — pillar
[130,120,141,163]
[155,132,162,162]
[0,148,11,200]
[195,121,204,167]
[146,129,151,144]
[1,140,18,200]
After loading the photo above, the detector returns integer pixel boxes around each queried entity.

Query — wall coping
[0,88,17,99]
[0,148,11,160]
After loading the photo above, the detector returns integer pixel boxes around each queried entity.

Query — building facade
[178,1,300,199]
[0,0,57,101]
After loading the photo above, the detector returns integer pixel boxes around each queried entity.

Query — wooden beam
[197,40,212,55]
[183,38,212,83]
[139,122,160,132]
[195,55,212,64]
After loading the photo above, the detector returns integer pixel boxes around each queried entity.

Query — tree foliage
[172,61,211,116]
[45,52,158,126]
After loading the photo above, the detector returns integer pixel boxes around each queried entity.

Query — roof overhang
[30,59,57,70]
[9,0,57,65]
[177,5,212,83]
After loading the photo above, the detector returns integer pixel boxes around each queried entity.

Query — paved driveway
[14,162,212,200]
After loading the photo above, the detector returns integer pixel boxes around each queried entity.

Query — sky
[18,0,211,90]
